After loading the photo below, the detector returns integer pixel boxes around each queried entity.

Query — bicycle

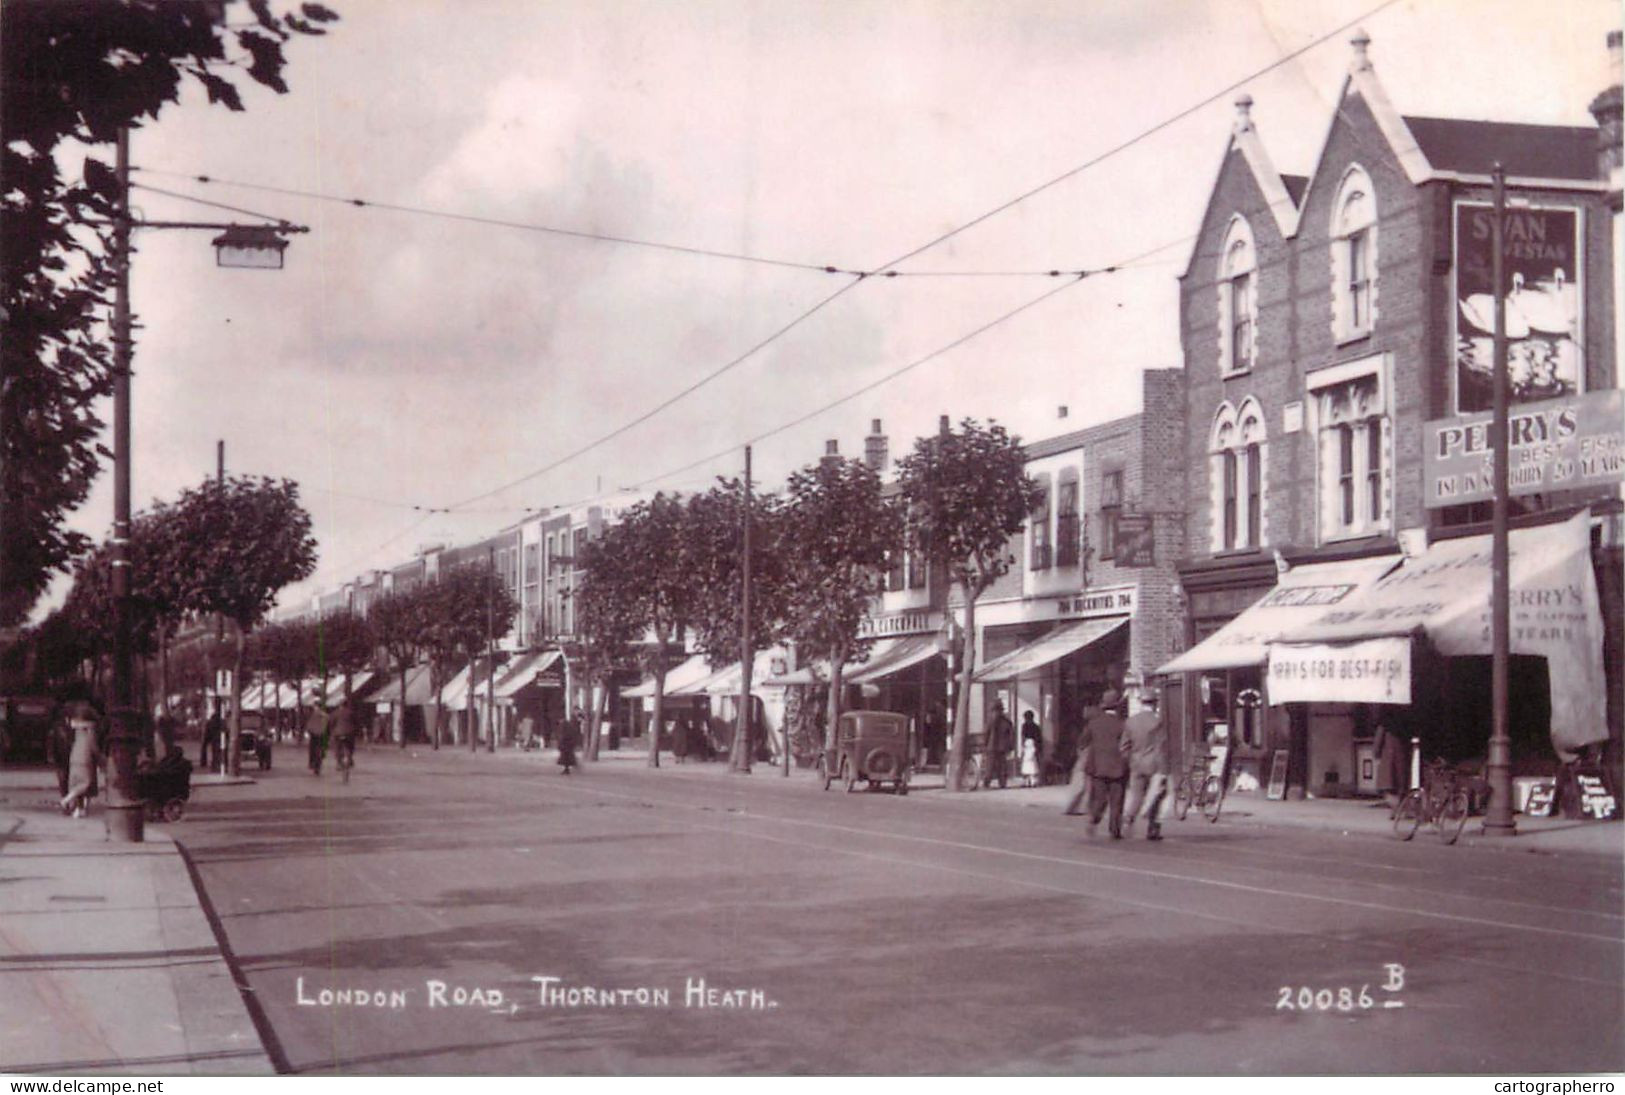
[334,736,356,784]
[951,749,988,792]
[1173,757,1225,822]
[1392,759,1469,844]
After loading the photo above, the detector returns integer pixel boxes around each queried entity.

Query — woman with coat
[557,716,581,774]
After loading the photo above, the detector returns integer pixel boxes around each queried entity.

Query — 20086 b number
[1276,985,1374,1012]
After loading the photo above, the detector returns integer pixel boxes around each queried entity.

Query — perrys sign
[1422,389,1623,509]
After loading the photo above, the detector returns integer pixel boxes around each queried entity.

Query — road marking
[527,777,1625,947]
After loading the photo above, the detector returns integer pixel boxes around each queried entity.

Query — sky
[46,0,1620,617]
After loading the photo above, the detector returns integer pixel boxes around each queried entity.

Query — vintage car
[821,710,915,795]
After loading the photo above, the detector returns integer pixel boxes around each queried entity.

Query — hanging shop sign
[1423,389,1623,508]
[1113,513,1156,567]
[1452,201,1584,415]
[1266,636,1412,705]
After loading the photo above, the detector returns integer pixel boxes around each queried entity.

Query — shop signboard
[1056,585,1135,619]
[1113,513,1155,567]
[1266,636,1412,705]
[1423,389,1623,508]
[1452,201,1583,414]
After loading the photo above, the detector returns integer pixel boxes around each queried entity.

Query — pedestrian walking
[672,715,690,763]
[1078,689,1129,838]
[203,702,226,770]
[332,698,358,777]
[557,716,581,774]
[306,702,330,776]
[985,700,1015,789]
[46,707,75,799]
[1123,688,1170,841]
[1063,704,1098,816]
[60,703,102,819]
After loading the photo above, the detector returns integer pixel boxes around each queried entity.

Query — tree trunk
[586,679,608,762]
[946,589,978,793]
[647,642,666,769]
[432,671,443,750]
[824,653,847,774]
[228,622,245,777]
[397,664,409,748]
[159,633,171,720]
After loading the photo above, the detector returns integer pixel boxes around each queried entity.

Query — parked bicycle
[1392,758,1469,844]
[1174,756,1226,822]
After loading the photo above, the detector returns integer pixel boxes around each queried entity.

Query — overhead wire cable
[128,181,298,225]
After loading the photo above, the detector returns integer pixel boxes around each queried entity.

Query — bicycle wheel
[1200,775,1225,822]
[1392,790,1423,840]
[1174,777,1193,820]
[1438,790,1469,845]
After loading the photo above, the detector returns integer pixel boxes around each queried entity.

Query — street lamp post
[105,126,307,842]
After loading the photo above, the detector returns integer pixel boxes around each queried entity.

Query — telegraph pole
[733,445,753,774]
[1484,163,1516,836]
[105,126,143,842]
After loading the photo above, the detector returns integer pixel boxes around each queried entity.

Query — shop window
[1331,167,1378,344]
[1029,473,1052,570]
[1313,369,1390,542]
[1218,217,1257,375]
[1056,468,1081,567]
[886,549,905,592]
[1098,469,1123,561]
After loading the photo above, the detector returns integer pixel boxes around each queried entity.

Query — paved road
[176,745,1623,1074]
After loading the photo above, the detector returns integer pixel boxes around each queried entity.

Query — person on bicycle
[306,702,330,776]
[332,698,358,775]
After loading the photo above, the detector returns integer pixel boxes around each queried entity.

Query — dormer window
[1332,168,1377,343]
[1218,218,1257,375]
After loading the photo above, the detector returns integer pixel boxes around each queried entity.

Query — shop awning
[441,656,506,710]
[1271,511,1605,756]
[847,635,941,684]
[1157,555,1401,675]
[695,648,791,695]
[622,653,714,699]
[974,617,1128,682]
[494,650,562,698]
[762,659,828,686]
[370,664,433,707]
[323,670,374,707]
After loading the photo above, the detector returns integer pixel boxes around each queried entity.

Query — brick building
[1163,31,1622,801]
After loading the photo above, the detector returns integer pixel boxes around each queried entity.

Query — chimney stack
[938,414,951,437]
[1591,30,1623,207]
[864,418,889,472]
[820,438,841,470]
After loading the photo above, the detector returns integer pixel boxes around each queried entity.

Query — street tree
[369,586,426,748]
[574,547,642,763]
[896,418,1038,791]
[418,565,516,750]
[1,0,337,626]
[168,475,317,775]
[576,494,696,767]
[779,457,899,766]
[683,478,792,770]
[313,610,374,707]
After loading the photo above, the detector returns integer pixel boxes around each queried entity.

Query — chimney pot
[1058,405,1069,419]
[1350,27,1372,72]
[824,439,838,456]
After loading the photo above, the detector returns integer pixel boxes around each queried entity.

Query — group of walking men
[1065,686,1169,841]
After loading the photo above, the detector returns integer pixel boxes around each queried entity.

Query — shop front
[1161,554,1401,798]
[1268,510,1612,811]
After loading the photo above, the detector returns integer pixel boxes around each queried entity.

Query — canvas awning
[693,648,790,695]
[622,653,713,699]
[494,650,562,698]
[847,635,941,684]
[369,664,434,707]
[323,670,374,707]
[1270,511,1605,756]
[1158,555,1401,675]
[975,617,1128,682]
[440,656,507,710]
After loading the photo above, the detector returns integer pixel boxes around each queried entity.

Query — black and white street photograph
[2,0,1622,1082]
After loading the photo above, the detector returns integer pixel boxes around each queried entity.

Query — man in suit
[1078,689,1129,838]
[1123,687,1170,841]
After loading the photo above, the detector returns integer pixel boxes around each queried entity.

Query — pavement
[0,764,273,1077]
[0,742,1617,1075]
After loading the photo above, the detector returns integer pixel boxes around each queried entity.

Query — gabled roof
[1180,101,1303,277]
[1281,174,1308,206]
[1401,116,1598,182]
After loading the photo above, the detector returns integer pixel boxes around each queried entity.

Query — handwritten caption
[296,974,779,1013]
[1275,963,1406,1013]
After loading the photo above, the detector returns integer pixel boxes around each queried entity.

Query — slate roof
[1402,116,1598,181]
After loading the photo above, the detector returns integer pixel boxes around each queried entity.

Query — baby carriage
[136,750,193,823]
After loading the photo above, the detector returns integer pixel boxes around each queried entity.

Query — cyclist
[305,702,329,776]
[332,698,358,779]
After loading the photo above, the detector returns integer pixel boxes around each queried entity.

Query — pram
[136,751,193,823]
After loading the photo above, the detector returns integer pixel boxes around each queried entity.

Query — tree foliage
[1,0,337,625]
[417,564,516,748]
[896,418,1037,789]
[779,457,899,754]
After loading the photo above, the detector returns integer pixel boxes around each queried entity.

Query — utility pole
[482,546,494,753]
[1485,164,1516,836]
[733,445,753,774]
[105,126,142,842]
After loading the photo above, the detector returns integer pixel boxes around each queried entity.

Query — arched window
[1208,400,1267,552]
[1331,166,1377,342]
[1218,218,1257,375]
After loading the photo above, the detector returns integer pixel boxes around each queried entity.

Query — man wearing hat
[1123,685,1170,841]
[1077,688,1129,838]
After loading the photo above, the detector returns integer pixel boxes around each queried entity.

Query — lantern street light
[103,126,309,843]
